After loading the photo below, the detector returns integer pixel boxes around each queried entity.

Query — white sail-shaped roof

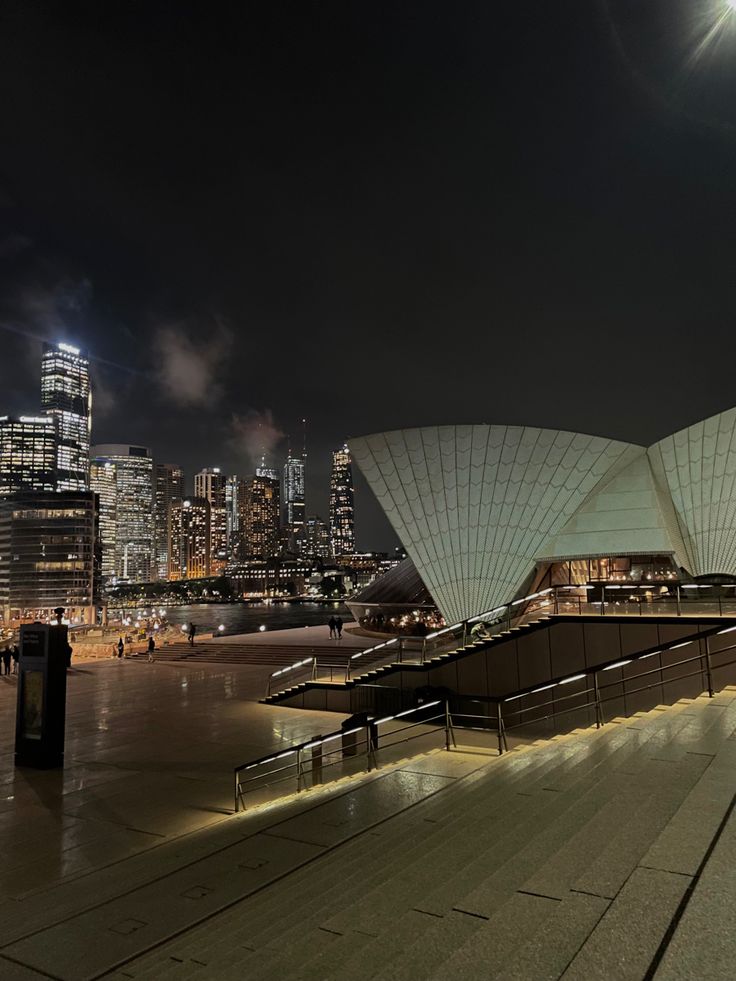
[648,408,736,578]
[350,425,639,623]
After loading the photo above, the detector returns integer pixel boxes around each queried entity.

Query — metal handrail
[234,701,448,812]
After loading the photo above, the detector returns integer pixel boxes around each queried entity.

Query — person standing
[335,616,343,640]
[147,635,156,663]
[188,622,196,647]
[117,637,124,659]
[2,647,11,675]
[11,645,19,674]
[328,616,336,639]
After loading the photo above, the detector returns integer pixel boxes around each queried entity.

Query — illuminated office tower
[91,444,154,582]
[169,498,211,580]
[239,474,280,558]
[225,474,240,552]
[194,467,227,572]
[330,444,355,556]
[154,463,184,580]
[282,441,306,531]
[90,459,117,580]
[0,490,100,624]
[304,514,332,560]
[41,341,91,491]
[256,455,279,480]
[0,415,58,495]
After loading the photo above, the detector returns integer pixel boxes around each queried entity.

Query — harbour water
[154,601,353,637]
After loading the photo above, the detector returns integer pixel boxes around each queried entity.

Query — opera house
[349,408,736,627]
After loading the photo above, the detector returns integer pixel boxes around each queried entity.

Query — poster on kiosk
[15,619,70,769]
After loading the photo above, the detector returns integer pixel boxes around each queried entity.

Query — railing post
[601,585,605,616]
[462,622,468,648]
[719,596,723,617]
[593,671,603,729]
[676,585,681,617]
[421,638,427,664]
[345,661,351,683]
[398,638,403,664]
[497,701,506,755]
[704,637,714,698]
[234,771,240,813]
[366,725,376,771]
[445,699,456,750]
[311,658,317,680]
[296,748,303,792]
[554,591,559,615]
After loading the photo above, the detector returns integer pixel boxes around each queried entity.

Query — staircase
[107,686,736,980]
[261,613,555,703]
[136,641,357,668]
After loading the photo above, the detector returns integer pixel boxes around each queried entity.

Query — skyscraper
[91,444,154,582]
[256,456,279,480]
[169,498,211,580]
[154,463,184,580]
[194,467,227,572]
[90,459,117,580]
[282,436,306,531]
[304,514,332,560]
[41,341,91,491]
[239,474,280,558]
[0,415,58,495]
[225,474,240,553]
[330,443,355,556]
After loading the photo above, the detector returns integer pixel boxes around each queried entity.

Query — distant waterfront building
[90,460,117,580]
[303,514,332,560]
[91,444,154,582]
[226,557,313,597]
[239,474,280,558]
[41,341,91,491]
[225,474,240,552]
[0,415,58,495]
[194,467,227,572]
[154,463,184,580]
[169,498,211,580]
[0,490,100,624]
[330,444,355,556]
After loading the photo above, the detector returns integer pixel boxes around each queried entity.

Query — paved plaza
[2,636,736,979]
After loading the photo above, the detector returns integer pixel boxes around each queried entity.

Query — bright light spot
[727,0,736,10]
[218,624,225,632]
[259,624,266,632]
[181,624,188,633]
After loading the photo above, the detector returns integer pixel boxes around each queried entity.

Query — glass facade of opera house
[348,410,736,630]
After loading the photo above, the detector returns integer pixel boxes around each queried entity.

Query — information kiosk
[15,622,69,768]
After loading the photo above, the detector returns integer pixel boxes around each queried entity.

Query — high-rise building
[256,456,279,480]
[282,444,306,531]
[330,443,355,556]
[304,514,332,560]
[91,444,154,582]
[169,498,211,580]
[239,474,280,558]
[154,463,184,580]
[90,459,117,580]
[194,467,227,572]
[0,490,100,624]
[225,474,240,552]
[41,341,91,491]
[0,415,58,495]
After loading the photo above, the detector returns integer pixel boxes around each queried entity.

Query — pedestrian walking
[328,616,336,639]
[2,647,11,675]
[11,645,19,674]
[335,616,343,640]
[147,636,156,663]
[117,637,124,659]
[188,622,196,647]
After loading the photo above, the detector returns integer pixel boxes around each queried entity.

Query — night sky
[2,1,736,550]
